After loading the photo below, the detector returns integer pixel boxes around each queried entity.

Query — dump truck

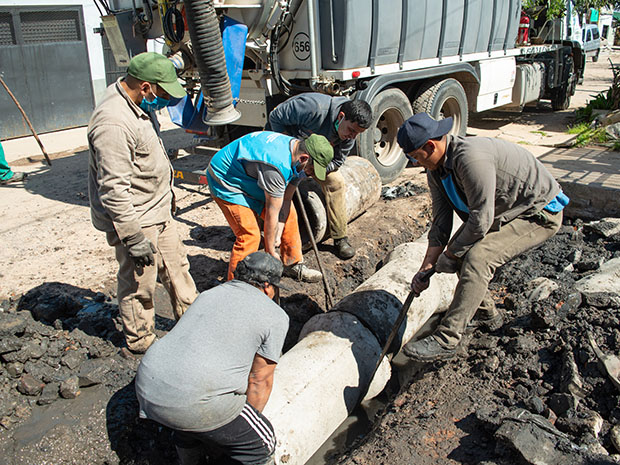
[99,0,584,183]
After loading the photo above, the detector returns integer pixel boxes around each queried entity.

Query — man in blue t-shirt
[207,131,333,283]
[136,252,290,465]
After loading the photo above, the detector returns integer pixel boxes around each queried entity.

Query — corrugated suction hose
[183,0,240,124]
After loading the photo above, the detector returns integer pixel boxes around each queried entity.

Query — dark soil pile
[335,218,620,465]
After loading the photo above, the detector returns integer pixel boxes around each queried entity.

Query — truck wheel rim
[373,108,404,167]
[440,97,462,135]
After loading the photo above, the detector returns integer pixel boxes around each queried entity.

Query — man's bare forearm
[264,194,284,257]
[420,245,444,271]
[246,378,273,413]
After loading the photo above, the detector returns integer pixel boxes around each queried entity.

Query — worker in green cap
[88,52,198,356]
[207,131,334,283]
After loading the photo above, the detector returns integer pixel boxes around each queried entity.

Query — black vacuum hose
[183,0,238,122]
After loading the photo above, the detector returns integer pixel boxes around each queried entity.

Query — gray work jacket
[88,79,174,240]
[428,135,561,258]
[268,93,354,173]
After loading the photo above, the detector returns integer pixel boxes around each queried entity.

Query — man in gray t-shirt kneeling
[135,252,289,465]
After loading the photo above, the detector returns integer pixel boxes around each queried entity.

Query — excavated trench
[0,173,426,465]
[1,188,619,464]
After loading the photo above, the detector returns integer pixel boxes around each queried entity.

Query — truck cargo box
[319,0,520,71]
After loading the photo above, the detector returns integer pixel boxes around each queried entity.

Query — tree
[523,0,568,19]
[572,0,616,16]
[523,0,618,20]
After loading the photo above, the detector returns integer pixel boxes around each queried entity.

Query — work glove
[411,270,432,296]
[435,252,459,274]
[123,231,157,268]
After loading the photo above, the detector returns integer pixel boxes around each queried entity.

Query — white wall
[599,14,614,43]
[6,0,107,103]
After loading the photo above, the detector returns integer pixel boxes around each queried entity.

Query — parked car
[583,24,601,62]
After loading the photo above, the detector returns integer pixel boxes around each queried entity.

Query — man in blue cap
[397,113,568,362]
[88,52,198,355]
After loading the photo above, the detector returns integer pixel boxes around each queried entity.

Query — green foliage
[589,89,615,110]
[569,86,617,147]
[568,122,591,134]
[575,105,593,123]
[575,89,614,123]
[524,1,617,19]
[572,1,616,16]
[523,0,566,18]
[548,0,568,18]
[568,124,607,147]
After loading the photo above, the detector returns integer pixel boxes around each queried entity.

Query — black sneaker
[402,335,457,362]
[334,237,355,259]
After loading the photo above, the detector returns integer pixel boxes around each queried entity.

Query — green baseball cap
[127,52,186,99]
[304,134,334,181]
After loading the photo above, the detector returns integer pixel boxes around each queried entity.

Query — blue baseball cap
[397,113,453,153]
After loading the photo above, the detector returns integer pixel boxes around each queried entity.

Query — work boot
[0,172,27,185]
[120,347,146,361]
[283,263,322,283]
[334,237,355,259]
[122,335,157,359]
[467,308,504,332]
[402,335,457,362]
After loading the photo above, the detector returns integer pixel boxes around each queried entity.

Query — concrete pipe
[295,156,382,247]
[263,235,459,465]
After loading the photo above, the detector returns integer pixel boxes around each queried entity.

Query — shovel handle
[364,267,435,399]
[417,267,436,283]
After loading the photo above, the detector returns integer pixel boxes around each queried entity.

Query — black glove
[123,231,157,267]
[435,252,459,274]
[411,270,431,295]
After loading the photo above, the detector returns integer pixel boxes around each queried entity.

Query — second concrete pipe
[295,156,382,247]
[263,233,459,464]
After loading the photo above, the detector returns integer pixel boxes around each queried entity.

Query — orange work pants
[213,196,303,280]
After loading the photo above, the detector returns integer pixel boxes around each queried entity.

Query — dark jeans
[173,403,276,465]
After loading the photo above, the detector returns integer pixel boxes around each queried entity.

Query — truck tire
[358,88,413,184]
[551,85,572,110]
[412,78,468,136]
[551,64,576,111]
[593,49,600,62]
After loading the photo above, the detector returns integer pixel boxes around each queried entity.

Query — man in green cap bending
[207,131,333,283]
[88,52,198,356]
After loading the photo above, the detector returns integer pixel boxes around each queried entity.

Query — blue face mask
[139,89,170,112]
[405,153,419,166]
[292,160,307,178]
